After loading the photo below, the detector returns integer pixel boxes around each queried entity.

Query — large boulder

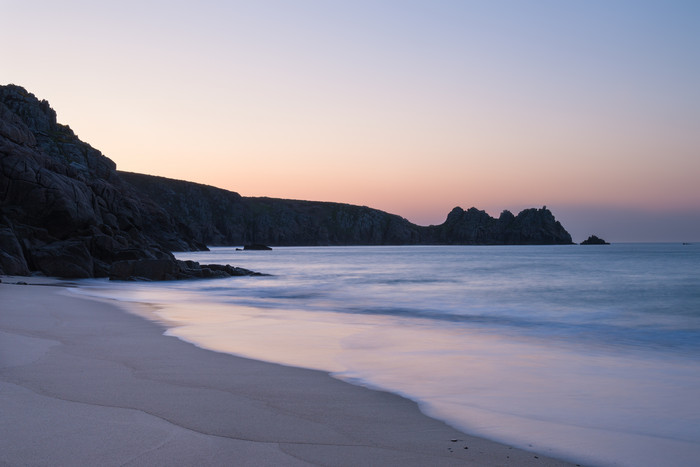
[30,240,94,278]
[0,221,29,275]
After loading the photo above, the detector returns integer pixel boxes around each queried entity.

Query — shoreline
[1,277,575,466]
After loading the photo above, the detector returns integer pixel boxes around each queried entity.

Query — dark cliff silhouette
[121,172,573,247]
[0,84,257,279]
[1,84,573,279]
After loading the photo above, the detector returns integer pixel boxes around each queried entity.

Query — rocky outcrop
[423,206,573,245]
[1,84,575,280]
[0,84,247,279]
[581,235,609,245]
[120,173,574,246]
[108,259,263,281]
[244,244,272,251]
[120,171,424,246]
[0,223,29,275]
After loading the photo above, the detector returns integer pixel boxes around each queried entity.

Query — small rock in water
[244,244,272,251]
[581,235,609,245]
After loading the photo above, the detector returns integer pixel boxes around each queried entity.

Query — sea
[71,244,700,467]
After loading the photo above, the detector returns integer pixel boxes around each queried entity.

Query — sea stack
[581,235,610,245]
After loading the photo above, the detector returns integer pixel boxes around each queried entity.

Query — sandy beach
[0,277,574,466]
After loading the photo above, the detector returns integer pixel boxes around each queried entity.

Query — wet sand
[0,277,575,466]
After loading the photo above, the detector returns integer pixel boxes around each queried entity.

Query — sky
[3,0,699,242]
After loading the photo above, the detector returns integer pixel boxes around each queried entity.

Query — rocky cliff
[120,173,573,246]
[1,84,573,279]
[0,84,255,279]
[424,206,573,245]
[121,171,423,246]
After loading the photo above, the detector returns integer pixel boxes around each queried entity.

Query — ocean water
[72,244,700,466]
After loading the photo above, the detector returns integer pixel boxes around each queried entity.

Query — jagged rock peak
[0,84,58,134]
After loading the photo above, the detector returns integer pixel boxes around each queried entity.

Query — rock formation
[0,84,255,279]
[423,206,572,245]
[120,173,574,246]
[243,244,273,251]
[1,84,575,279]
[120,171,424,246]
[581,235,609,245]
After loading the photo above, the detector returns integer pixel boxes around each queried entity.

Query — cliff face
[1,84,573,279]
[121,171,424,246]
[118,172,250,246]
[241,197,423,246]
[0,85,207,278]
[120,173,573,246]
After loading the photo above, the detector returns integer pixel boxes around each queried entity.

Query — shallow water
[73,244,700,466]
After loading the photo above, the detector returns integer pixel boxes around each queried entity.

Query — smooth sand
[0,278,576,466]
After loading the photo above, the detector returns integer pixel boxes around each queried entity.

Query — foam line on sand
[0,279,575,466]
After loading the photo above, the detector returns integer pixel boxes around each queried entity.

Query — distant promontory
[0,85,573,279]
[121,171,573,247]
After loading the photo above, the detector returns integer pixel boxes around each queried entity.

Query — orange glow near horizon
[4,1,699,240]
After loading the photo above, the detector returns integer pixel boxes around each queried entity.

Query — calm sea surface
[73,244,700,466]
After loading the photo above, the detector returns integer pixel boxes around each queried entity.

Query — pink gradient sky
[4,1,699,241]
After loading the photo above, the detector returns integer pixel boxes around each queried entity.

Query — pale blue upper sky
[3,0,699,241]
